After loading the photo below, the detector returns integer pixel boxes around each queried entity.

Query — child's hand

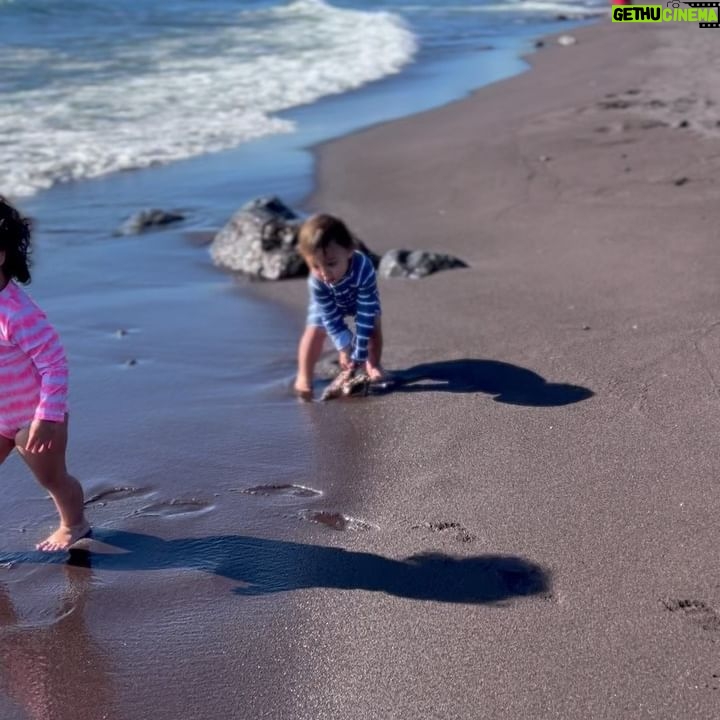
[338,348,355,371]
[25,419,61,454]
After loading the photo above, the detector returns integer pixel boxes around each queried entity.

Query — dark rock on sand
[378,249,468,279]
[117,208,185,235]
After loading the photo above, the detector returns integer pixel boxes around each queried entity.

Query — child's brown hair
[298,214,355,258]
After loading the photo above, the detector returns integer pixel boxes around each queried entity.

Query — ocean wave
[0,0,417,197]
[481,1,607,14]
[400,0,605,14]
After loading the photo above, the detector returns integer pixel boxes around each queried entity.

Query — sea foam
[0,0,416,197]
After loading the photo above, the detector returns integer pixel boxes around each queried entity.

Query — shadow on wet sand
[2,529,551,604]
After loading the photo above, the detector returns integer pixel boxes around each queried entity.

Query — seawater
[1,0,606,200]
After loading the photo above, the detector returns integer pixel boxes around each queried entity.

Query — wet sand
[256,20,720,719]
[3,19,720,720]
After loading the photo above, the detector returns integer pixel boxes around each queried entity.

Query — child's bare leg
[295,325,326,399]
[15,419,89,552]
[366,317,384,382]
[0,436,15,466]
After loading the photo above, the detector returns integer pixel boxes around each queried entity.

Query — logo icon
[612,2,720,26]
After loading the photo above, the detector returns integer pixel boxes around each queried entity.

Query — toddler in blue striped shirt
[294,214,384,400]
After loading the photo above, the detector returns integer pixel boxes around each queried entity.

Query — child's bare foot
[365,364,385,383]
[294,379,314,401]
[36,521,91,552]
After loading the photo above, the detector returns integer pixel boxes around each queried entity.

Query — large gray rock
[378,249,468,279]
[210,197,379,280]
[210,197,303,280]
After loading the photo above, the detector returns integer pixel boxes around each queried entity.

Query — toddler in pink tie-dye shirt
[0,197,89,552]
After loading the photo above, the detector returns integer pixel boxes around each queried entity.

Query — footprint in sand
[598,99,635,111]
[134,498,214,518]
[412,521,477,543]
[241,484,322,498]
[300,510,376,532]
[84,486,152,506]
[662,598,720,633]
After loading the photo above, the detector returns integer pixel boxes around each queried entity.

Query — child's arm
[351,256,381,364]
[310,277,353,354]
[10,305,68,423]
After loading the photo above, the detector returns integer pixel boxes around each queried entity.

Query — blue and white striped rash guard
[306,251,381,363]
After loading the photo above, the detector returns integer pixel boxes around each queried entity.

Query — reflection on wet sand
[0,558,113,720]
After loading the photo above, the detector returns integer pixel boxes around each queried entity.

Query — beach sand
[255,20,720,719]
[3,19,720,720]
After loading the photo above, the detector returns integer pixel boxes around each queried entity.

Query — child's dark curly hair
[0,197,32,284]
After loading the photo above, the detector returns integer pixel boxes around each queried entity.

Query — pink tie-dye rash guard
[0,282,68,439]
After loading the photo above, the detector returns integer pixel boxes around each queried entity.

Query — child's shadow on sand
[5,530,551,604]
[387,359,593,406]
